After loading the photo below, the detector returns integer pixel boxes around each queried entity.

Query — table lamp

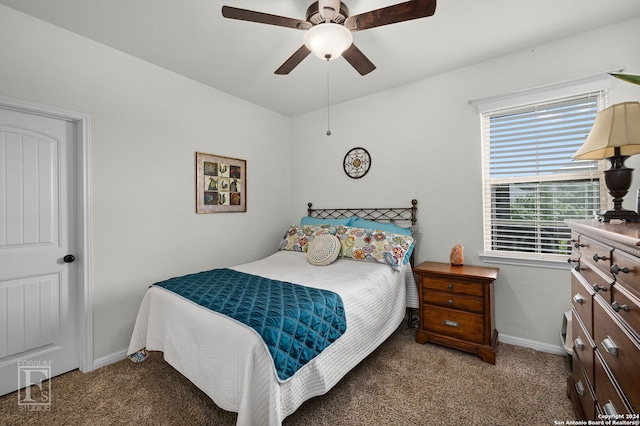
[572,101,640,222]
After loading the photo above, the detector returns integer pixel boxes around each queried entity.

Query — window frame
[473,74,612,269]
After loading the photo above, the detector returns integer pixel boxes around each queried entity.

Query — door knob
[63,254,76,263]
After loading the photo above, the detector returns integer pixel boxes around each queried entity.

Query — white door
[0,106,79,396]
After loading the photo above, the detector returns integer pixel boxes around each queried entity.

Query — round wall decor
[343,147,371,179]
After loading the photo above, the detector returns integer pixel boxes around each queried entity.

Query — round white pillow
[307,234,341,266]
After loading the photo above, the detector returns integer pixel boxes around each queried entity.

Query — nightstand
[413,261,499,364]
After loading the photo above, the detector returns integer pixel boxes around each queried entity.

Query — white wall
[0,5,292,360]
[290,17,640,349]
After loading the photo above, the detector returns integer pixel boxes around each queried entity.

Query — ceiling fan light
[303,23,353,61]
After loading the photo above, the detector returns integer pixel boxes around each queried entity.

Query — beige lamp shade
[573,101,640,160]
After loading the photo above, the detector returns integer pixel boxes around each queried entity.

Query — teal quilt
[153,268,347,381]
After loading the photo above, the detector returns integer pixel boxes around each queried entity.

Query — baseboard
[498,334,566,356]
[92,349,128,370]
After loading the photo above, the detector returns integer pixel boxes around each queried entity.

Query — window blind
[482,91,608,258]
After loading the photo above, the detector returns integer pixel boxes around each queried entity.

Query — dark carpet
[0,326,575,425]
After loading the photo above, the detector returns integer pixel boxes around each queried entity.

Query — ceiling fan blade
[222,6,311,30]
[342,44,376,76]
[344,0,436,31]
[275,45,312,75]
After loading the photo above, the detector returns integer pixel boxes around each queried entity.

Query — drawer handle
[575,380,585,397]
[601,337,618,357]
[574,265,586,272]
[611,301,629,312]
[574,337,585,351]
[567,258,578,264]
[593,253,609,262]
[444,320,459,328]
[592,283,607,293]
[610,264,629,275]
[603,401,618,416]
[573,294,585,305]
[574,242,586,248]
[447,284,454,290]
[448,299,454,305]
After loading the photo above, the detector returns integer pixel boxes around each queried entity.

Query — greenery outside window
[476,77,611,267]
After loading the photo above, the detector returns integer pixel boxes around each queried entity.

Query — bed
[127,200,419,425]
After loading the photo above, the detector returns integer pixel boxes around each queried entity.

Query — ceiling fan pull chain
[326,60,331,136]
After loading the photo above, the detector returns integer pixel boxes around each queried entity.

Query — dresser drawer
[421,277,483,297]
[572,309,595,387]
[566,221,640,421]
[422,306,484,344]
[579,236,612,277]
[569,233,581,264]
[570,232,581,251]
[572,270,595,334]
[593,296,640,410]
[572,353,597,420]
[610,249,640,298]
[422,290,484,313]
[594,351,633,416]
[578,260,614,300]
[611,283,640,335]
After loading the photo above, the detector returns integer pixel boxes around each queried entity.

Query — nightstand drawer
[593,296,640,410]
[422,306,483,343]
[422,290,484,313]
[413,261,498,364]
[421,277,483,297]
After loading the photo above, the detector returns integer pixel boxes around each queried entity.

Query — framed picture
[196,152,246,213]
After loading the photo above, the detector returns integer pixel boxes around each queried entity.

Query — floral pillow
[279,224,346,253]
[336,226,414,270]
[349,218,415,264]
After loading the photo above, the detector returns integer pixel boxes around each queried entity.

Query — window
[477,79,610,266]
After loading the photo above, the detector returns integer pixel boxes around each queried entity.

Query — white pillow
[307,234,341,266]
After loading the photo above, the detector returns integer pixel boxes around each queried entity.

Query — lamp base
[599,208,640,223]
[599,153,639,223]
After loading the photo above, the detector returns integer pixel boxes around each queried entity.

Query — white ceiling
[3,0,640,116]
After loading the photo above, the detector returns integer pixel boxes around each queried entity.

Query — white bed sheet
[128,251,418,425]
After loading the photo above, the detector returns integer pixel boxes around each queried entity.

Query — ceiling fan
[222,0,437,76]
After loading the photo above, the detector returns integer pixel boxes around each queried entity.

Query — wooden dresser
[566,220,640,419]
[413,261,499,364]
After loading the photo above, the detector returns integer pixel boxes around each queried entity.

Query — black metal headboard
[307,199,418,227]
[307,199,418,266]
